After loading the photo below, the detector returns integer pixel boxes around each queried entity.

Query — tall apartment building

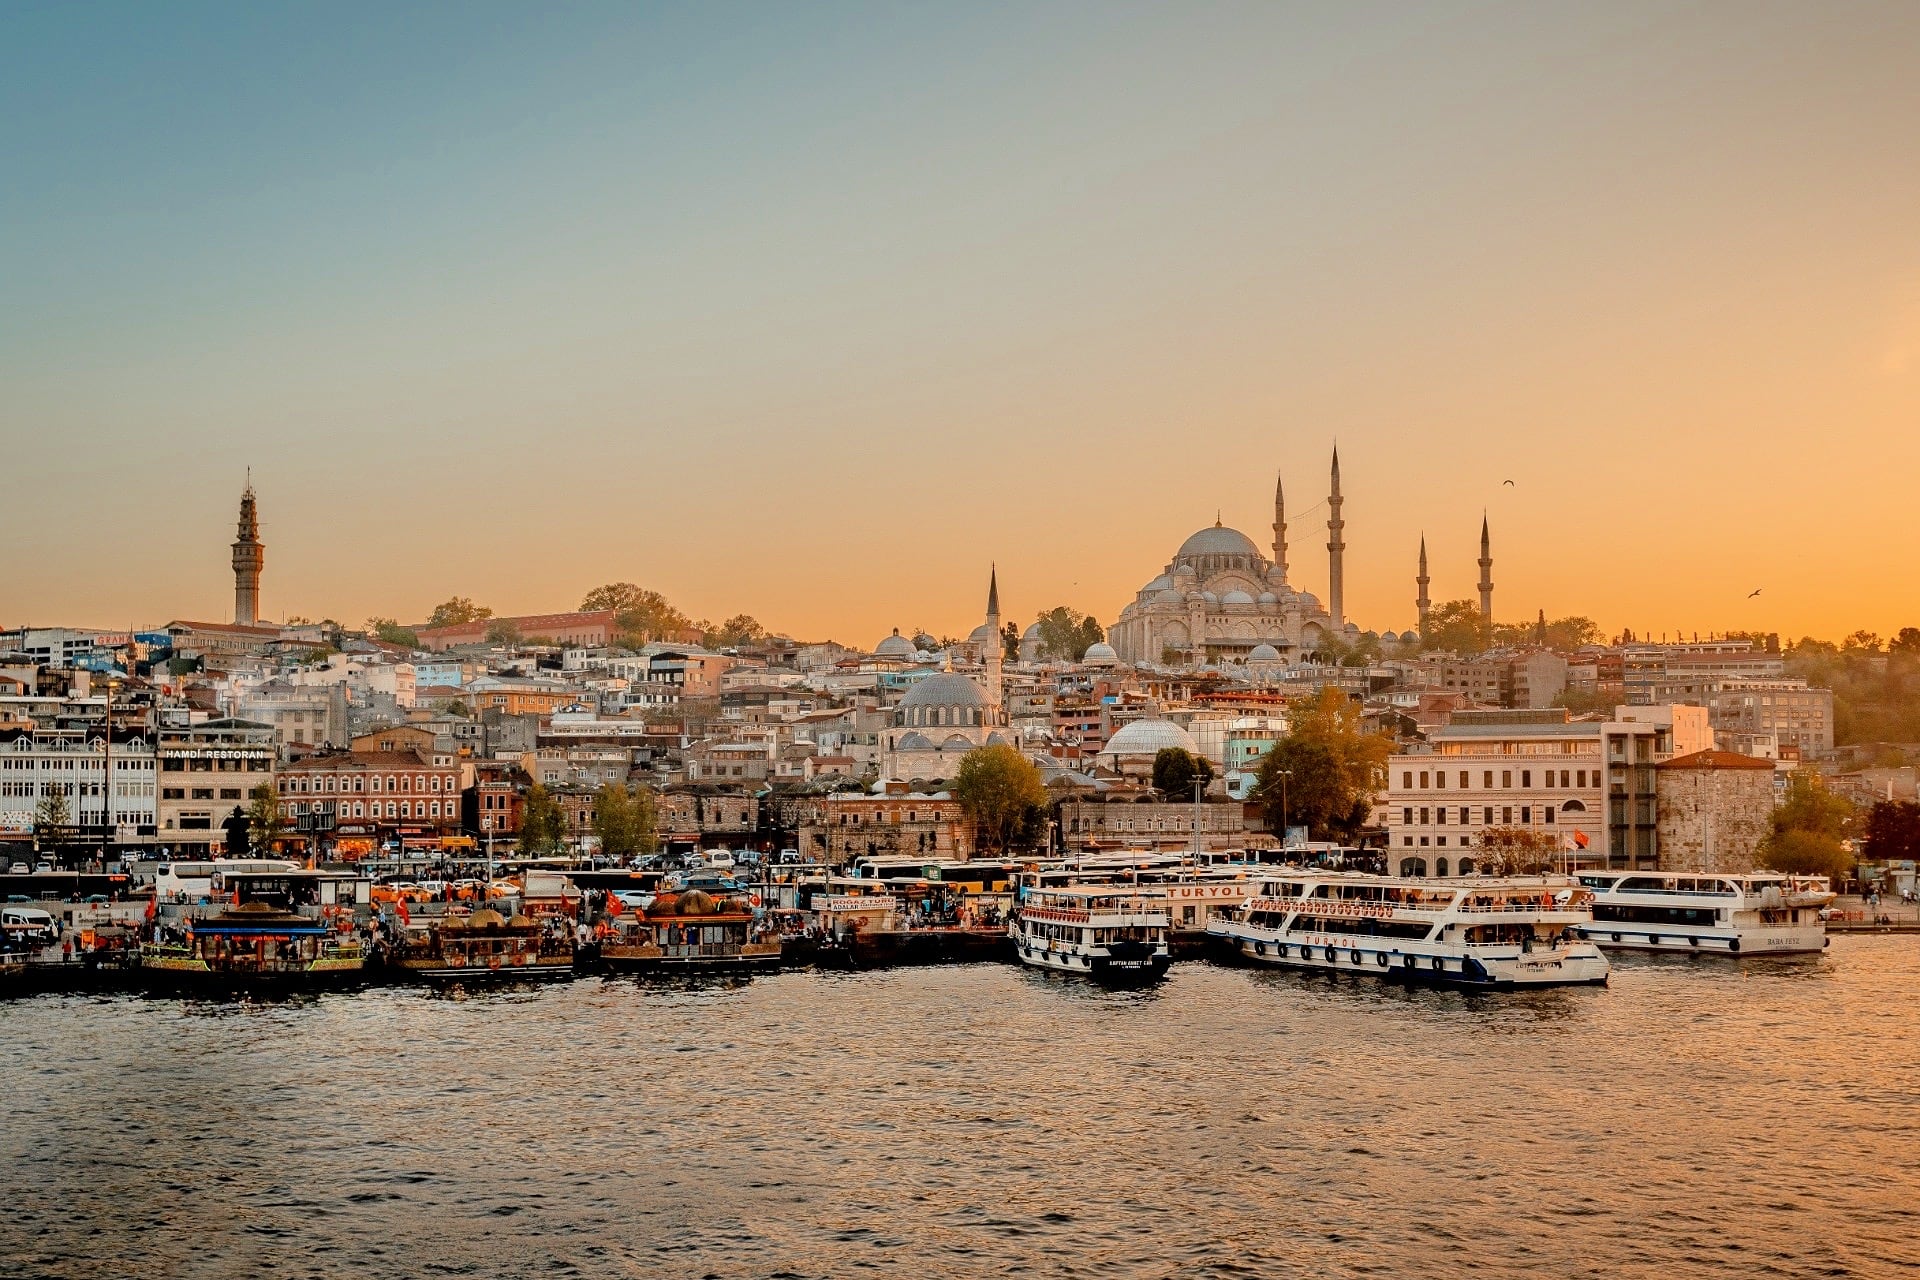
[1385,705,1711,874]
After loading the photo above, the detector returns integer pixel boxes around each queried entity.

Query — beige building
[1386,706,1711,874]
[156,717,277,857]
[1654,750,1777,872]
[793,789,966,865]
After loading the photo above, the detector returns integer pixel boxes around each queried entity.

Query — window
[1502,771,1512,788]
[1559,770,1570,788]
[1545,807,1556,824]
[1419,807,1429,824]
[1483,770,1493,787]
[1502,806,1512,823]
[1521,770,1531,787]
[1521,806,1531,823]
[1403,772,1412,789]
[1403,807,1413,825]
[1436,807,1446,825]
[1419,771,1429,788]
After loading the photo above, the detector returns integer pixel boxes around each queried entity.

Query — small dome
[1101,718,1199,759]
[1257,592,1279,605]
[942,734,975,751]
[460,908,507,929]
[1083,642,1119,666]
[985,731,1013,747]
[1141,574,1174,593]
[678,890,717,915]
[967,622,995,644]
[899,672,986,710]
[1175,525,1261,560]
[1022,622,1042,639]
[897,731,934,750]
[1221,590,1255,606]
[875,629,915,657]
[1248,643,1281,661]
[1201,592,1219,605]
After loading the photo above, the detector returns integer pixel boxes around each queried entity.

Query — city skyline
[5,3,1919,642]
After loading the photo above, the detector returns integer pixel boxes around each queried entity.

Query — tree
[246,782,285,854]
[518,783,568,854]
[591,783,657,860]
[1421,600,1487,654]
[1770,771,1852,842]
[704,614,766,649]
[1151,747,1214,799]
[580,583,694,648]
[33,786,70,850]
[1475,826,1563,875]
[426,597,492,628]
[1034,607,1101,661]
[1253,687,1391,841]
[1862,800,1920,864]
[1758,829,1853,882]
[952,743,1049,855]
[1001,620,1021,662]
[484,619,522,646]
[438,698,471,719]
[366,617,419,648]
[1552,687,1613,716]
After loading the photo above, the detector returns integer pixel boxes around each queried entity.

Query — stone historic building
[1654,749,1777,873]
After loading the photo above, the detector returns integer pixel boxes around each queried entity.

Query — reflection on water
[2,938,1917,1279]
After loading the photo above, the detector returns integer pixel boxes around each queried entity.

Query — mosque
[1105,448,1490,665]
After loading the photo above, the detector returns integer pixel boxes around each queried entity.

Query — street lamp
[1276,768,1294,854]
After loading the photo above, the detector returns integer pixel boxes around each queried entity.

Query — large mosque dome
[1175,524,1261,561]
[1100,718,1199,759]
[895,672,988,730]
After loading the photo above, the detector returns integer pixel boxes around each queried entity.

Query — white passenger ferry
[1575,870,1833,955]
[1010,886,1172,983]
[1206,871,1609,989]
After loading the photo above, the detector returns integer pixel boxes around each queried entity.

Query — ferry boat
[597,889,782,973]
[1206,871,1609,989]
[389,908,575,983]
[1575,870,1834,955]
[138,901,368,992]
[1010,886,1171,983]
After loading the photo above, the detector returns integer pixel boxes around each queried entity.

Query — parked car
[704,849,736,871]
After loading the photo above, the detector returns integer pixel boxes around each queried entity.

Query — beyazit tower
[232,478,264,626]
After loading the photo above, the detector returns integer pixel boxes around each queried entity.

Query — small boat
[389,907,575,983]
[1010,886,1172,984]
[138,901,367,993]
[1207,870,1609,989]
[1576,870,1833,955]
[597,889,781,973]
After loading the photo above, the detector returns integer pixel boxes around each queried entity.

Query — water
[2,938,1918,1280]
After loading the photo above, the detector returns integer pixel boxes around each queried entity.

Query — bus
[153,859,299,903]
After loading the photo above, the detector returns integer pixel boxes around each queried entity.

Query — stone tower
[983,564,1003,725]
[1416,534,1431,639]
[1271,469,1289,585]
[231,479,264,627]
[1477,515,1494,643]
[1326,447,1346,627]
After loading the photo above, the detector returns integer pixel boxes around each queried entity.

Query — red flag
[144,895,156,922]
[1573,830,1590,849]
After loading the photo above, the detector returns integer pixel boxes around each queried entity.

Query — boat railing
[1259,895,1579,918]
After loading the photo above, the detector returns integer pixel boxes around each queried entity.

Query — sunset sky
[4,3,1918,647]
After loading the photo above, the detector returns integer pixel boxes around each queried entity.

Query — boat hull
[844,928,1013,969]
[135,956,369,995]
[598,942,783,974]
[1012,936,1172,984]
[1580,924,1827,956]
[1209,926,1608,989]
[391,958,576,983]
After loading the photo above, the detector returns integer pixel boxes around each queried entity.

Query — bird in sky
[1503,479,1515,487]
[1748,588,1763,598]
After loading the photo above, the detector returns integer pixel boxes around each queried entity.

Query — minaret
[983,564,1003,725]
[231,477,264,627]
[1416,534,1431,638]
[1477,515,1494,644]
[1326,446,1345,627]
[1271,469,1289,585]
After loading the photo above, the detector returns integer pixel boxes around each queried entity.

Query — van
[2,906,58,948]
[704,849,736,871]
